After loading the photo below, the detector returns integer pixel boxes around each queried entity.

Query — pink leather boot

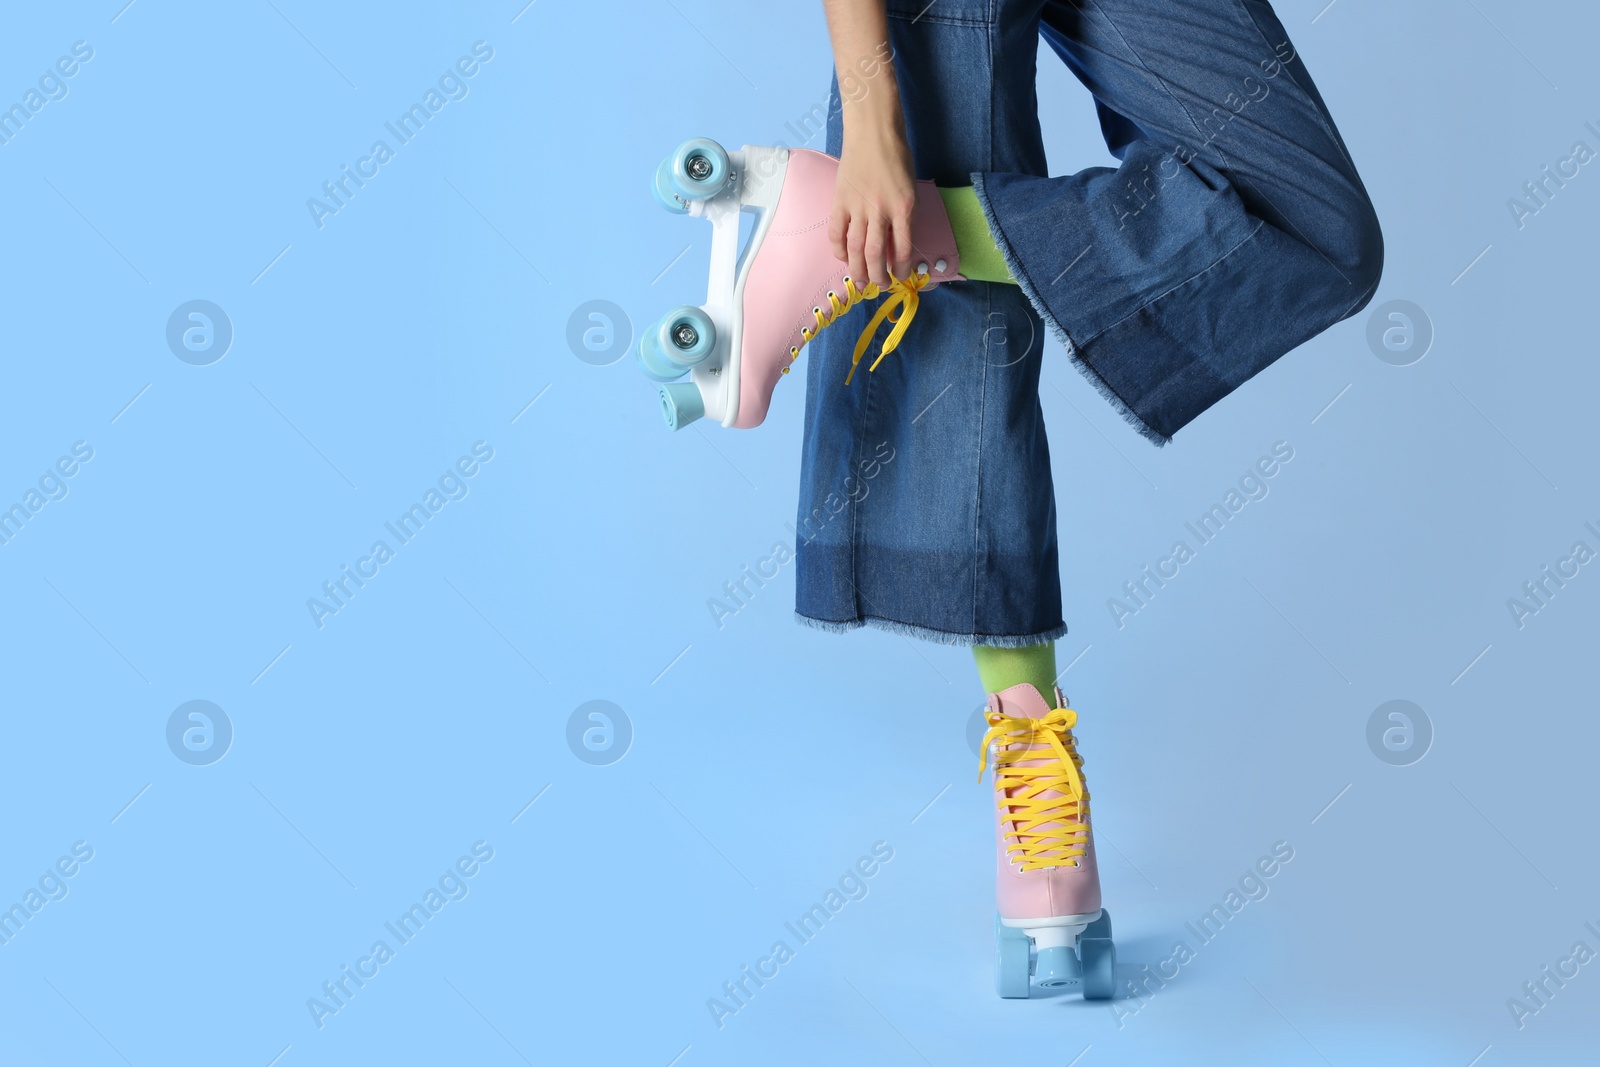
[981,683,1117,999]
[640,138,963,430]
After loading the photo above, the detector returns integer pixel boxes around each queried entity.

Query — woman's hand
[832,123,917,290]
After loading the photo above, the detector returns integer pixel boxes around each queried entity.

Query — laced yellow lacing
[783,271,932,383]
[978,706,1091,872]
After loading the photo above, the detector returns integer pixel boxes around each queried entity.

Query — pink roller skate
[980,683,1117,999]
[639,138,963,429]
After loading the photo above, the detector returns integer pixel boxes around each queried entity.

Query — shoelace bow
[978,707,1091,871]
[790,271,932,384]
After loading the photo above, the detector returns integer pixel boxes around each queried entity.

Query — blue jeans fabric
[794,0,1382,646]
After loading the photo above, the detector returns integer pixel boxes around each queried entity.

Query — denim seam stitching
[970,12,996,636]
[851,335,877,616]
[1233,0,1357,176]
[972,289,990,638]
[1080,0,1219,165]
[1335,270,1381,320]
[794,609,1068,648]
[1078,217,1266,347]
[886,9,990,27]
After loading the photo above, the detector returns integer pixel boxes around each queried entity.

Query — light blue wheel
[1080,936,1116,1000]
[995,917,1031,999]
[668,138,730,201]
[656,306,715,369]
[1084,909,1113,942]
[652,159,689,214]
[636,329,686,383]
[658,382,704,431]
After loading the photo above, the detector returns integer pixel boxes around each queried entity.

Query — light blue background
[2,1,1597,1064]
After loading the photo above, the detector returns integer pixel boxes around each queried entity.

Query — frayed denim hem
[794,611,1068,648]
[971,173,1171,449]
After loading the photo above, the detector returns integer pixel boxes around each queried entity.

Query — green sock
[973,642,1058,707]
[937,185,1016,284]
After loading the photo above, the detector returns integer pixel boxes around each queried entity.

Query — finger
[828,200,849,263]
[890,209,915,280]
[865,220,889,290]
[846,213,868,287]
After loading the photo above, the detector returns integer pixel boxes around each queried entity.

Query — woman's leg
[977,0,1384,445]
[973,641,1059,705]
[797,2,1062,645]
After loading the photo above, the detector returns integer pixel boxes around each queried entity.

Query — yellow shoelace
[785,271,931,383]
[978,707,1091,871]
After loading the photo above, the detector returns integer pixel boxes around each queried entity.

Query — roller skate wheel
[658,382,704,431]
[636,328,687,383]
[1079,936,1116,1000]
[667,138,730,202]
[994,917,1031,1000]
[652,160,690,214]
[657,306,715,368]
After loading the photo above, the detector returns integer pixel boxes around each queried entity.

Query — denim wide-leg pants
[794,0,1383,646]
